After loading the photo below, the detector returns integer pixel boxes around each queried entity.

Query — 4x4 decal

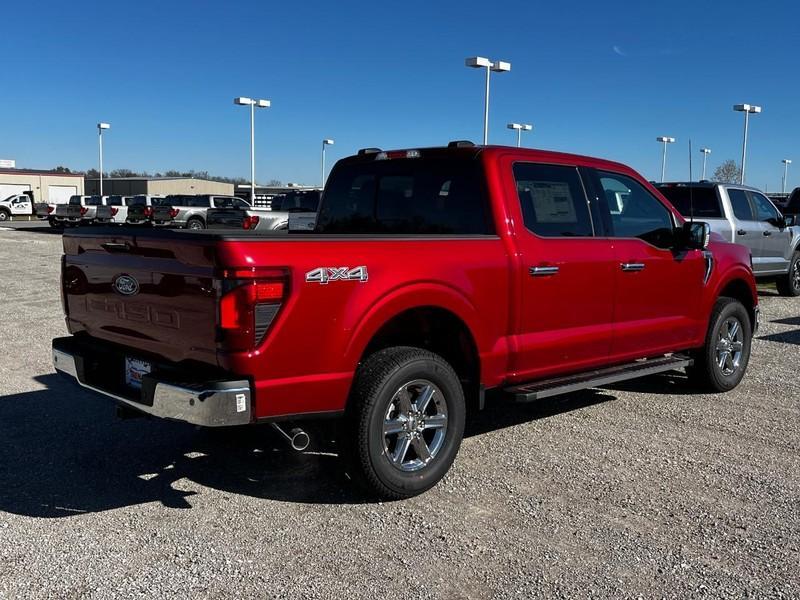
[305,266,368,285]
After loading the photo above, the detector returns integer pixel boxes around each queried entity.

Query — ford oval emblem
[113,274,140,296]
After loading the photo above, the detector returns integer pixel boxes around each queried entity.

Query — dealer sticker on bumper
[125,357,152,389]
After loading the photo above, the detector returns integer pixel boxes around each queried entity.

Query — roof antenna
[688,138,694,223]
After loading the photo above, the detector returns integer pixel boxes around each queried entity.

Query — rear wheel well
[719,279,756,330]
[360,307,481,411]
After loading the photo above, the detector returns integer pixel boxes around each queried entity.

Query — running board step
[506,355,693,403]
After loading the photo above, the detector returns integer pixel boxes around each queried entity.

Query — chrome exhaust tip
[270,422,310,451]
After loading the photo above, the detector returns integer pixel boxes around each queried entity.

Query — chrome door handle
[737,229,747,236]
[763,230,772,236]
[620,262,645,272]
[530,266,560,277]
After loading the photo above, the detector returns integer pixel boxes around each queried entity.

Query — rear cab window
[656,185,722,218]
[316,155,493,234]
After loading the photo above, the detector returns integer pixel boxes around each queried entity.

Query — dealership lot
[0,228,798,598]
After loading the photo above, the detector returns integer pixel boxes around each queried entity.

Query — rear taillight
[218,267,288,352]
[144,206,153,217]
[110,207,119,216]
[80,206,88,216]
[47,206,54,214]
[169,208,179,218]
[243,215,260,230]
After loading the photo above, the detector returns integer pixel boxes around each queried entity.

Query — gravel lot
[1,227,798,599]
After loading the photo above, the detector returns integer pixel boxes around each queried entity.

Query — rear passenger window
[597,171,674,248]
[728,189,754,220]
[512,163,593,237]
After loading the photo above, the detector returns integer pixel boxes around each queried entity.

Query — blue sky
[2,0,799,190]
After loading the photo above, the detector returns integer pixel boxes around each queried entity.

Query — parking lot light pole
[507,123,532,147]
[321,139,334,187]
[700,148,711,180]
[234,97,271,203]
[733,103,761,185]
[782,159,792,194]
[97,123,110,195]
[465,56,511,145]
[656,136,675,182]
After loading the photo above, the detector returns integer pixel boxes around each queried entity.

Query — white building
[0,169,85,203]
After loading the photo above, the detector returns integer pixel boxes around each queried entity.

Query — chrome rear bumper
[52,342,252,427]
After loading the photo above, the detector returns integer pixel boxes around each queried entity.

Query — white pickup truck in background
[0,193,51,223]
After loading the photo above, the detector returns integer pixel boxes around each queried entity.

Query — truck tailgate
[62,231,219,366]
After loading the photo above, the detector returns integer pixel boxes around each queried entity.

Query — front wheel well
[719,278,757,331]
[359,307,481,411]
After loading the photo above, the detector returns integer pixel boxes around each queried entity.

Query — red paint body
[62,147,758,420]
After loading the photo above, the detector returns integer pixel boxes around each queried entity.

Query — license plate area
[125,356,152,389]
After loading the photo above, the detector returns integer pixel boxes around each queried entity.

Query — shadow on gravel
[771,316,800,326]
[758,329,800,346]
[1,224,63,235]
[603,370,701,396]
[0,371,686,516]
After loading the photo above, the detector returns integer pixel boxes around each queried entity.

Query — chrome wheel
[382,379,448,472]
[188,220,203,230]
[715,317,744,376]
[792,260,800,292]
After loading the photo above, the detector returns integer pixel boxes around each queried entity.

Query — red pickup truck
[53,143,759,499]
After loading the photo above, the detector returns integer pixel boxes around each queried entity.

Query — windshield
[656,185,722,218]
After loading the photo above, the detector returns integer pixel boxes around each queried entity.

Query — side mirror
[783,215,797,227]
[680,221,710,250]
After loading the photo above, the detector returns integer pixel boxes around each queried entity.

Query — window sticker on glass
[528,182,577,224]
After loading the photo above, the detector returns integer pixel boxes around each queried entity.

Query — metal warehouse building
[85,177,234,197]
[0,169,85,203]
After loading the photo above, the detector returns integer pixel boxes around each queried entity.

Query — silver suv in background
[657,182,800,295]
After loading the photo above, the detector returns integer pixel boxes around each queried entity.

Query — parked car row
[43,191,322,232]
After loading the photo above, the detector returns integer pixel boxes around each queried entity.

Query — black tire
[687,297,752,392]
[342,346,466,500]
[776,251,800,297]
[0,209,10,222]
[186,217,205,230]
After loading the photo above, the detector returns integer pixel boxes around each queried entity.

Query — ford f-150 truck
[53,143,759,499]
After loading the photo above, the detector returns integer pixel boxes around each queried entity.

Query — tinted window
[234,198,250,208]
[126,196,147,206]
[106,195,123,206]
[512,163,592,237]
[317,158,492,234]
[728,189,754,220]
[750,192,780,224]
[656,185,722,218]
[186,196,211,208]
[68,196,82,205]
[598,171,674,248]
[85,196,103,206]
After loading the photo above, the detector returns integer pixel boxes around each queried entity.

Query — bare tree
[713,160,742,184]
